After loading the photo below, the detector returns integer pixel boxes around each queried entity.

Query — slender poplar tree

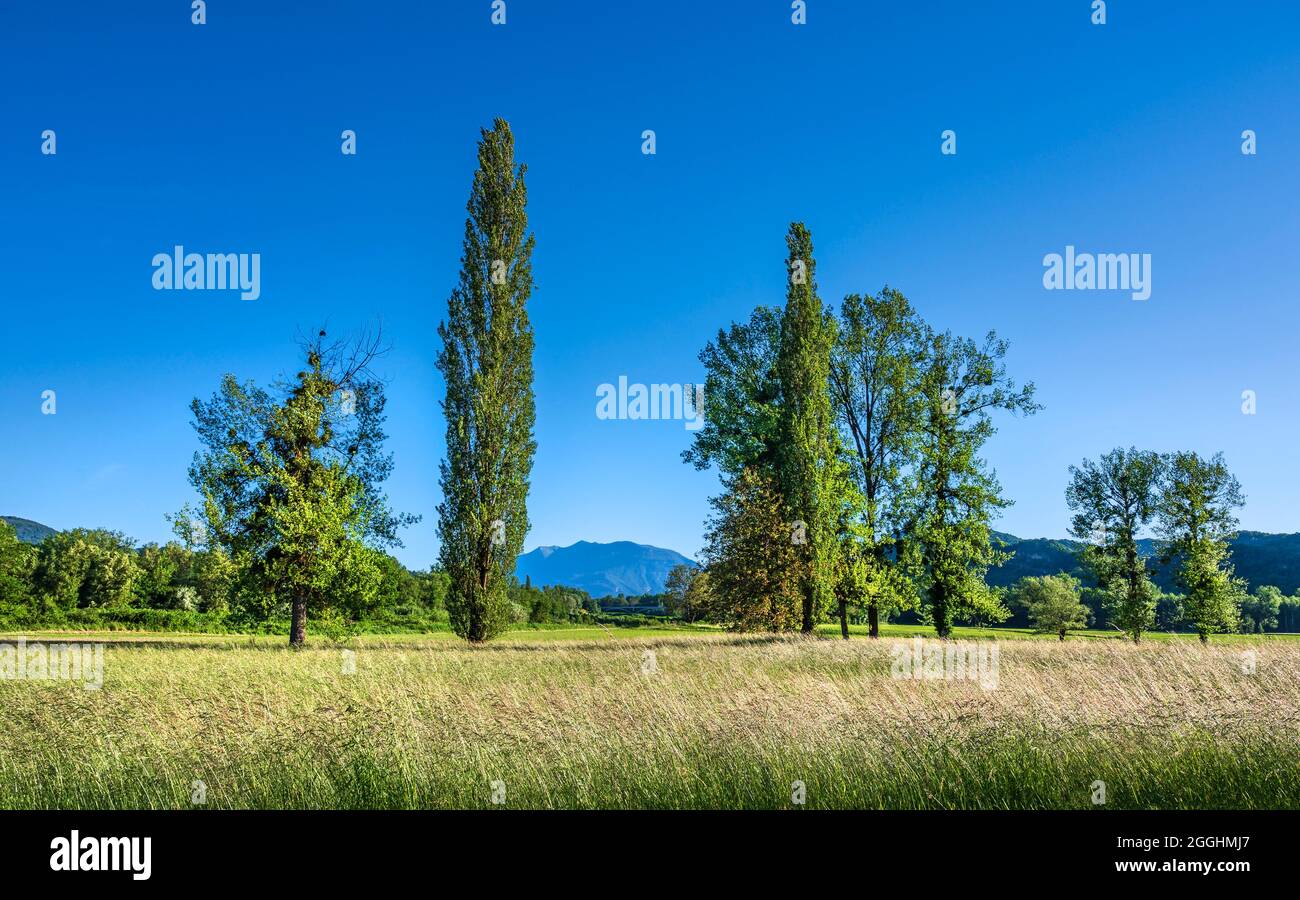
[776,223,844,634]
[437,119,537,642]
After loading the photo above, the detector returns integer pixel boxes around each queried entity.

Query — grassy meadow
[2,625,1298,810]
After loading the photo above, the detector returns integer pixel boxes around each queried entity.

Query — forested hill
[990,531,1300,594]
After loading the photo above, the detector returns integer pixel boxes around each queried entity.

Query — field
[1,626,1298,810]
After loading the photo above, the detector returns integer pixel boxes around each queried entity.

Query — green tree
[437,119,538,643]
[32,529,139,611]
[830,287,928,637]
[701,467,804,632]
[1278,593,1300,633]
[776,223,844,633]
[1241,585,1283,633]
[190,548,236,614]
[416,566,451,614]
[912,331,1038,637]
[182,329,412,645]
[664,563,702,621]
[0,522,35,609]
[374,554,425,612]
[135,542,193,609]
[1153,588,1185,632]
[1012,574,1090,640]
[683,305,784,480]
[1157,451,1245,642]
[1065,448,1162,642]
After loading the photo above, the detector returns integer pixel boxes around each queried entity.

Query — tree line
[0,520,446,632]
[0,520,608,634]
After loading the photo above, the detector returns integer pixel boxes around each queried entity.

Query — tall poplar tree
[776,223,843,634]
[437,119,537,643]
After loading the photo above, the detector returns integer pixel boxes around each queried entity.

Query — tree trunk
[932,585,950,639]
[868,602,879,639]
[839,599,849,640]
[801,582,815,634]
[290,596,307,647]
[1058,628,1066,641]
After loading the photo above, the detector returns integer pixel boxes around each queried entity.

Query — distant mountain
[1,516,57,545]
[516,541,694,597]
[990,530,1300,594]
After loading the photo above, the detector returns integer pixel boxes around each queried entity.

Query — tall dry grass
[0,633,1295,808]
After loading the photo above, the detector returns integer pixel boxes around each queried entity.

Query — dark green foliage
[1153,588,1186,632]
[663,564,711,622]
[508,581,595,624]
[1011,574,1091,639]
[31,528,140,612]
[701,466,804,632]
[1241,585,1282,634]
[0,522,35,609]
[437,119,537,643]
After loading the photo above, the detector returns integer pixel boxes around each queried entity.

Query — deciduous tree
[701,467,804,632]
[1012,573,1090,640]
[182,329,412,645]
[1066,447,1162,642]
[1157,451,1245,642]
[830,287,928,637]
[911,331,1038,637]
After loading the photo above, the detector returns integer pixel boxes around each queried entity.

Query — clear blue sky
[2,1,1298,568]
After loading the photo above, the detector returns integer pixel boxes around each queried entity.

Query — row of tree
[682,224,1037,638]
[0,520,451,629]
[1065,447,1246,641]
[1001,571,1300,641]
[678,224,1255,642]
[0,519,607,632]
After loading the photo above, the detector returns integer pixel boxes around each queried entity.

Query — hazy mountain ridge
[515,540,694,597]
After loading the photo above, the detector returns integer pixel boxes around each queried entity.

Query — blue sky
[2,1,1298,568]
